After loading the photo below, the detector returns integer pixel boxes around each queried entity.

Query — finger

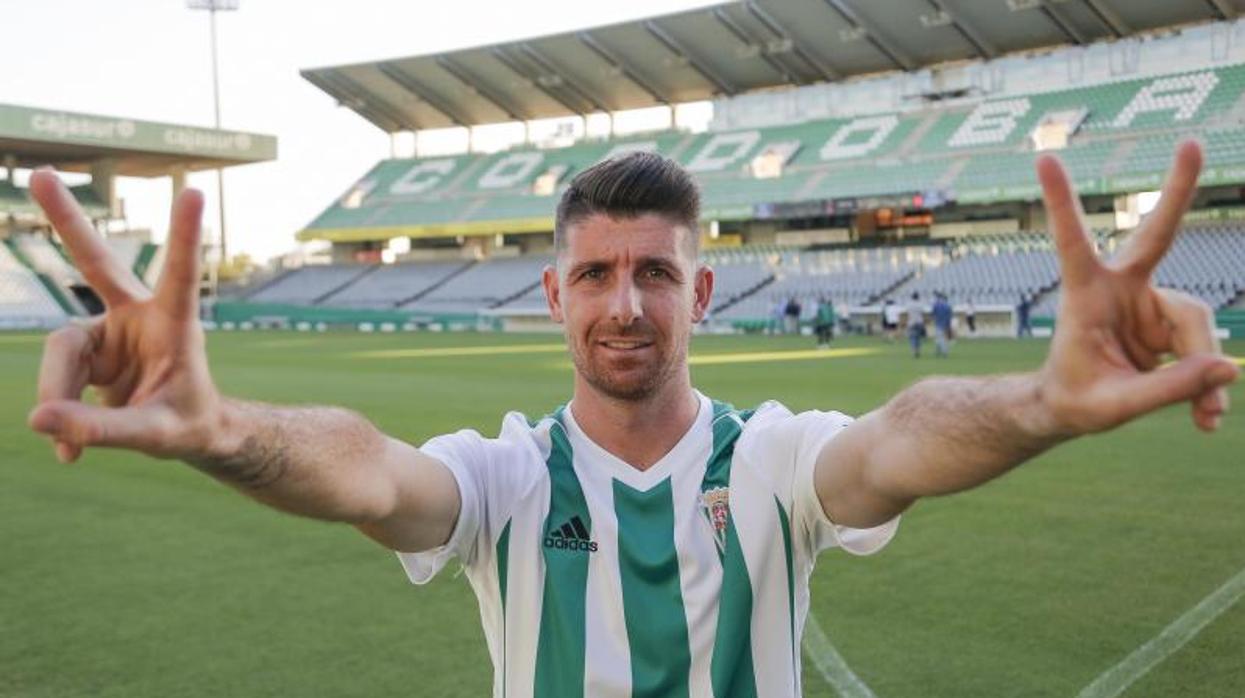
[28,169,148,307]
[1116,140,1203,275]
[1154,289,1230,428]
[35,323,100,462]
[1036,154,1100,288]
[1115,354,1238,431]
[154,188,205,320]
[28,400,173,454]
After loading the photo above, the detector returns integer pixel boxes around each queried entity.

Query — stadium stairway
[710,273,776,317]
[132,243,160,280]
[242,268,298,300]
[492,279,544,309]
[867,269,919,305]
[312,265,380,305]
[395,260,477,307]
[2,237,82,316]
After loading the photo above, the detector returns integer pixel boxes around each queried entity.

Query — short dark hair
[554,151,700,254]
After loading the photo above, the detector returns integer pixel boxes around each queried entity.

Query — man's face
[543,213,713,401]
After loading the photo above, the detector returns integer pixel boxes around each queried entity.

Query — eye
[581,268,604,281]
[645,267,669,280]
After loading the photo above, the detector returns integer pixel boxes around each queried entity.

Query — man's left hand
[1036,140,1239,435]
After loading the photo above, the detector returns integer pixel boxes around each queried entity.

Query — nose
[608,275,643,327]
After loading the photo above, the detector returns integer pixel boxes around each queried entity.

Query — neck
[569,370,700,471]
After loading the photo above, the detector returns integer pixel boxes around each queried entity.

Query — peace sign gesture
[1036,141,1238,435]
[26,169,223,463]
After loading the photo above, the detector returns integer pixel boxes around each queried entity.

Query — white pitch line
[1077,563,1245,698]
[802,613,878,698]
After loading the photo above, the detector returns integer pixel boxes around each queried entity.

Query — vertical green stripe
[496,520,511,698]
[534,414,591,698]
[775,496,797,695]
[614,477,692,698]
[704,401,759,698]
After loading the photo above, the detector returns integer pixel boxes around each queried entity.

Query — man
[783,295,801,334]
[932,293,954,358]
[881,297,900,342]
[814,296,835,348]
[25,147,1237,698]
[905,291,927,358]
[964,297,977,335]
[1017,294,1034,338]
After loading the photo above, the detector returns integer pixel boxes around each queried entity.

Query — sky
[4,0,723,262]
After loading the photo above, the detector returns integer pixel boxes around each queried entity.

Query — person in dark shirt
[814,297,836,348]
[932,293,954,357]
[1017,295,1033,338]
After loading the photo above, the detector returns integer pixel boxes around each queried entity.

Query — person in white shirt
[25,146,1237,697]
[882,298,902,342]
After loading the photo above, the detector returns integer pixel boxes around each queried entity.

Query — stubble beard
[570,329,687,402]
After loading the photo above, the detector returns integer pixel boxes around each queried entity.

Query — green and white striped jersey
[400,392,899,698]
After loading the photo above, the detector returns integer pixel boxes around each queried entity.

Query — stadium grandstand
[10,2,1244,340]
[0,103,275,329]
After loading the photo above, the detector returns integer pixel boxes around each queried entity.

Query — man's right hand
[27,169,223,464]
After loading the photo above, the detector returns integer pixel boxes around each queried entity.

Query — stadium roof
[301,0,1242,132]
[0,103,277,177]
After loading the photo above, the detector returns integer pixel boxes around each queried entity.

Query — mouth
[597,339,654,351]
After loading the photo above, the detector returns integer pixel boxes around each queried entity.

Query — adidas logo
[544,515,598,553]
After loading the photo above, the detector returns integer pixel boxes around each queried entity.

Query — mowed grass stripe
[688,347,878,365]
[348,341,881,367]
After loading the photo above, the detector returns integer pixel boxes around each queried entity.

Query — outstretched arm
[815,142,1240,529]
[25,171,458,553]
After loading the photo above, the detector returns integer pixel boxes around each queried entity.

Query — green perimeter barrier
[209,301,483,330]
[1218,310,1245,339]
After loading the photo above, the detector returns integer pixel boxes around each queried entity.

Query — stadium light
[187,0,239,291]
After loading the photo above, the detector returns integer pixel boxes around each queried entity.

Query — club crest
[700,487,731,554]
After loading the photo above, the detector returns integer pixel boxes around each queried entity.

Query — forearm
[868,373,1071,500]
[185,398,402,524]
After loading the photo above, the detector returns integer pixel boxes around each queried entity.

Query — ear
[542,264,564,323]
[690,263,714,323]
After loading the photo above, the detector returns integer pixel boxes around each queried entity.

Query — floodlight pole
[188,0,238,291]
[209,6,227,263]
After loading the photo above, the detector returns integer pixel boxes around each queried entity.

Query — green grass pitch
[2,331,1242,697]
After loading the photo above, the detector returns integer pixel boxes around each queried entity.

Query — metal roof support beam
[1204,0,1239,20]
[644,20,738,96]
[820,0,918,71]
[377,63,475,127]
[1040,1,1089,45]
[712,7,801,84]
[1079,0,1130,37]
[576,32,674,105]
[744,2,842,81]
[435,57,535,122]
[490,48,589,115]
[519,43,615,113]
[927,0,999,58]
[303,71,417,132]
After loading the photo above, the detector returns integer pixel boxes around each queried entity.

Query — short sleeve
[394,429,490,585]
[742,405,900,557]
